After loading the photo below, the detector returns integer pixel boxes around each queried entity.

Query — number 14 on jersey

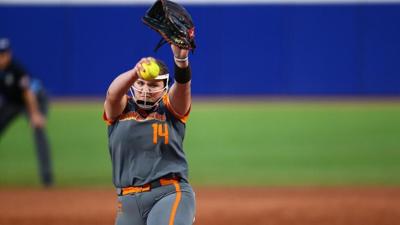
[152,123,169,144]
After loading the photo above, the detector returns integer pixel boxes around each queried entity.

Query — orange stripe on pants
[168,181,181,225]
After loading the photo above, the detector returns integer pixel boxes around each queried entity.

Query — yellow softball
[140,60,160,80]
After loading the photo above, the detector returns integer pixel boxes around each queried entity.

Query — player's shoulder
[8,60,28,77]
[161,94,190,124]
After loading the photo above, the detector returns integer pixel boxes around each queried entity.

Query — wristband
[174,63,192,84]
[174,56,189,62]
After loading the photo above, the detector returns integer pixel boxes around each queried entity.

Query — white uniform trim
[1,0,400,5]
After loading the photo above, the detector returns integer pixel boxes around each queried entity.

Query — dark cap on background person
[0,38,12,70]
[0,38,11,53]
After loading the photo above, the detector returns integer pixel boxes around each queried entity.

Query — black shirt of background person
[0,60,29,106]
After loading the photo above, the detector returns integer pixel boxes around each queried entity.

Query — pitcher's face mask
[130,74,169,109]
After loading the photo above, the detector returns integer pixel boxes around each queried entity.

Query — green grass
[1,100,400,187]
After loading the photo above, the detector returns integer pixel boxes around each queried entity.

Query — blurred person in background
[0,37,53,187]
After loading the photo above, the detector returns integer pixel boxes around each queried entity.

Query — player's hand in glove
[143,0,196,52]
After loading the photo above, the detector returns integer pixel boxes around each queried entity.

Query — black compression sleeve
[174,63,192,84]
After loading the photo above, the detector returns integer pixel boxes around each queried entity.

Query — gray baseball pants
[115,181,196,225]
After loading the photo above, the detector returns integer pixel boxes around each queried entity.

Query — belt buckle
[142,184,151,192]
[159,178,179,186]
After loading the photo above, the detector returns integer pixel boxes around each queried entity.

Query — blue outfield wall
[1,4,400,96]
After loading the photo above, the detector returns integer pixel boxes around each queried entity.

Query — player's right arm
[104,58,151,121]
[24,88,46,128]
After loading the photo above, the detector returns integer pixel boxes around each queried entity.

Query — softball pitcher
[103,42,195,225]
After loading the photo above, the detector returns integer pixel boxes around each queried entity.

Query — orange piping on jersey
[168,181,182,225]
[162,94,191,124]
[119,111,166,122]
[103,95,130,125]
[119,111,142,121]
[103,111,114,126]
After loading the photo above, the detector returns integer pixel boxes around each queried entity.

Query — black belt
[149,173,181,189]
[117,173,182,196]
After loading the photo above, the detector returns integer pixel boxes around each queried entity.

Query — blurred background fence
[1,0,400,97]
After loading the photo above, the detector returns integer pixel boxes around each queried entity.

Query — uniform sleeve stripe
[102,111,114,125]
[162,94,190,124]
[103,95,129,125]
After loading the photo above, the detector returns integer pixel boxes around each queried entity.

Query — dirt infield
[0,187,399,225]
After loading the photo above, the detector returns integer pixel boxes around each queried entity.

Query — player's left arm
[168,45,191,116]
